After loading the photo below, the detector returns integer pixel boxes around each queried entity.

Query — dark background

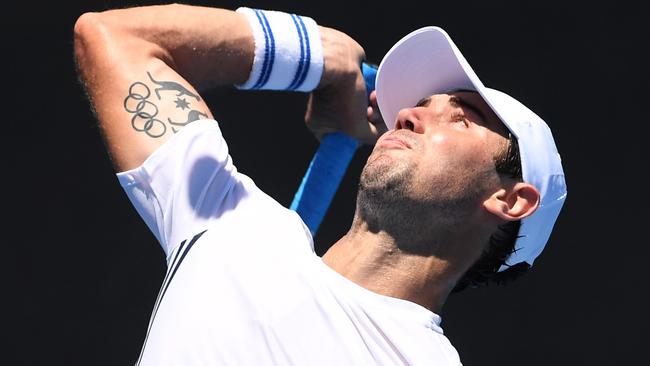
[6,0,649,365]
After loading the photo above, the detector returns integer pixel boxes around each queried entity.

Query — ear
[483,183,540,221]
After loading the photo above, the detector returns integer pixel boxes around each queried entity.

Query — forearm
[76,4,253,91]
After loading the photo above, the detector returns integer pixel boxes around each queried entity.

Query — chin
[359,152,413,198]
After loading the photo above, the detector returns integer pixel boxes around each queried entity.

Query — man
[74,3,566,365]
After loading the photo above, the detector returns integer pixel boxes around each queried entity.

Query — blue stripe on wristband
[253,9,276,89]
[235,7,322,92]
[293,15,312,90]
[288,14,308,91]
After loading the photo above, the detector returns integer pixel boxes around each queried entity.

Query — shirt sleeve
[116,119,239,257]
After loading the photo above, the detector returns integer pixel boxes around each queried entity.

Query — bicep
[97,63,214,172]
[75,14,214,172]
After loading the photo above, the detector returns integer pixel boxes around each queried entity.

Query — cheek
[428,133,487,162]
[428,133,456,156]
[423,134,495,177]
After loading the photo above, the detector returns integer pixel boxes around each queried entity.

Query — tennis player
[74,3,566,365]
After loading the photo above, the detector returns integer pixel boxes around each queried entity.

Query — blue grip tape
[290,62,378,235]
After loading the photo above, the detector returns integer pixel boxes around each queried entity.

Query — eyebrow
[415,94,489,125]
[415,96,432,108]
[449,95,488,124]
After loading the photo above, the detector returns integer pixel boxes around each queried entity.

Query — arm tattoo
[147,72,201,101]
[124,81,166,137]
[123,72,207,138]
[168,110,209,133]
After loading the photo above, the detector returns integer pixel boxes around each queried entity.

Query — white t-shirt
[117,119,462,366]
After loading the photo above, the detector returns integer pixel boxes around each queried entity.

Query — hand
[305,27,387,145]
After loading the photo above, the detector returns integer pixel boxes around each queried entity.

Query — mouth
[378,135,412,150]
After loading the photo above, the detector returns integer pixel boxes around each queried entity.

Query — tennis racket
[290,62,378,236]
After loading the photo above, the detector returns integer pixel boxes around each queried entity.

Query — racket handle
[290,62,378,235]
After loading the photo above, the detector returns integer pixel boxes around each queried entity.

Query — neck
[321,218,469,313]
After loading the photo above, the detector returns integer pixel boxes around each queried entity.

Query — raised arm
[74,3,377,172]
[74,4,252,171]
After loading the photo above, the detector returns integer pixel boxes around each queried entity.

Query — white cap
[376,26,567,271]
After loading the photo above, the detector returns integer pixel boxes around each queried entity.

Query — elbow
[73,10,169,68]
[73,11,98,37]
[73,12,107,69]
[73,11,117,48]
[73,11,133,76]
[73,11,102,47]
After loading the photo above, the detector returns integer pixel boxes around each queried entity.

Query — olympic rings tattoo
[124,81,167,138]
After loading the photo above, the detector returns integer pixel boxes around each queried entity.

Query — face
[358,91,510,237]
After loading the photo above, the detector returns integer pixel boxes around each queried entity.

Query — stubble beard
[356,152,431,249]
[357,153,414,226]
[355,150,485,253]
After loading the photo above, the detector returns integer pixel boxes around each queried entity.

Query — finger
[358,122,386,145]
[367,91,384,124]
[369,90,377,105]
[370,119,388,136]
[367,105,383,125]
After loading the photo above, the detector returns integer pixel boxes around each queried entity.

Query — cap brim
[376,26,488,130]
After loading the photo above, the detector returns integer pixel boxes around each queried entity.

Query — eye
[451,112,469,127]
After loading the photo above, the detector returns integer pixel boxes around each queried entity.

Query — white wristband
[236,7,324,92]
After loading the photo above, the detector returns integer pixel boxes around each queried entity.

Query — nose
[394,107,426,133]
